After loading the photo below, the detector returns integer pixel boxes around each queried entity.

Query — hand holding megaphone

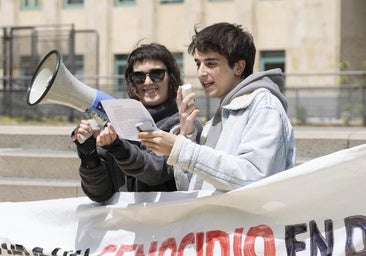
[75,115,107,144]
[27,49,115,144]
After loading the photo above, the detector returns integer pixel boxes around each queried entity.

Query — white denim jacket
[168,69,296,191]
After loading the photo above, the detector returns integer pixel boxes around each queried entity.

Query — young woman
[72,43,201,202]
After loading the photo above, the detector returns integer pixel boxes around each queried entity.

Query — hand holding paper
[101,99,157,141]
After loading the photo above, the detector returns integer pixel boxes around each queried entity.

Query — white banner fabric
[1,144,366,255]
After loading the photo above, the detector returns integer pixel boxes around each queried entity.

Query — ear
[234,60,246,77]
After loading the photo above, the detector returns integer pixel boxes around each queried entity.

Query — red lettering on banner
[244,225,276,256]
[178,232,195,256]
[135,244,145,256]
[233,228,244,256]
[98,244,117,255]
[96,226,277,256]
[158,237,177,256]
[206,230,229,256]
[149,241,158,255]
[196,232,204,256]
[117,244,137,255]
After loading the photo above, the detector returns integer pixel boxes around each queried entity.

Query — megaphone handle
[77,130,93,144]
[77,114,107,144]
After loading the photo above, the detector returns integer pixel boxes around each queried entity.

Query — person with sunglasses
[71,43,202,203]
[138,23,295,192]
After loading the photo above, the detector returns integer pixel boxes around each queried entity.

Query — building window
[259,50,285,72]
[63,0,84,8]
[21,0,41,10]
[115,0,136,6]
[160,0,183,4]
[114,55,129,98]
[260,50,285,92]
[172,52,183,72]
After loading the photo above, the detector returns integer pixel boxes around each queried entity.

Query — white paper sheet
[101,99,157,141]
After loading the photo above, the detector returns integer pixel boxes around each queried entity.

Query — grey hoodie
[223,68,287,110]
[168,68,296,191]
[205,68,288,148]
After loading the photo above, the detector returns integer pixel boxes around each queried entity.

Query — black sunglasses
[129,68,167,85]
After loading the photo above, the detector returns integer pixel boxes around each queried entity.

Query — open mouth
[143,86,159,94]
[202,81,214,89]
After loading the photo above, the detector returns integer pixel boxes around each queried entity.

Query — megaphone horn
[27,49,115,143]
[26,49,114,117]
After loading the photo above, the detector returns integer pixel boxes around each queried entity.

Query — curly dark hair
[124,43,183,101]
[188,22,256,79]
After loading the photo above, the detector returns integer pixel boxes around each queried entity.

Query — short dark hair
[188,22,256,79]
[125,43,182,101]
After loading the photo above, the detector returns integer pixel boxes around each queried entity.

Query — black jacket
[75,100,196,203]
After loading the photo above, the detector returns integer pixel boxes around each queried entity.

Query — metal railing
[1,71,366,126]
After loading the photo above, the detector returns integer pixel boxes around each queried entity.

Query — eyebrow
[194,57,220,62]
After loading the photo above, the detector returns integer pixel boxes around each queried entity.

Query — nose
[197,64,208,77]
[144,74,154,84]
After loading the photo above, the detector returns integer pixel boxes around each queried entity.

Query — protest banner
[1,144,366,255]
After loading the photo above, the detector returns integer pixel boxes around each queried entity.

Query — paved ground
[293,126,366,132]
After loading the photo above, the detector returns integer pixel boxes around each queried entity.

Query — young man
[139,22,296,192]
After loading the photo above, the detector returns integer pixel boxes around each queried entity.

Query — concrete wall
[1,0,365,91]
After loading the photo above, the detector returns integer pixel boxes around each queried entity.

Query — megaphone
[27,49,115,143]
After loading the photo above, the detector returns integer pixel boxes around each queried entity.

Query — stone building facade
[0,0,365,122]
